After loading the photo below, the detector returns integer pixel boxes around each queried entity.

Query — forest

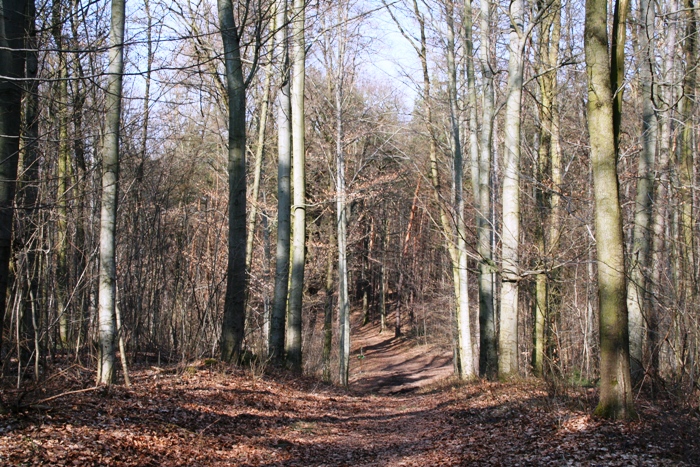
[0,0,699,464]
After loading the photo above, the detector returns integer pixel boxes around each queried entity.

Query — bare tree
[270,0,292,363]
[218,0,250,363]
[97,0,127,385]
[498,0,528,379]
[626,0,656,382]
[478,0,497,380]
[585,0,635,419]
[286,0,307,371]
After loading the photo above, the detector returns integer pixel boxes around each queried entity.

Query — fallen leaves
[0,364,698,466]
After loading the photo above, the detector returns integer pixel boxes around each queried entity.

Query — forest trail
[1,361,695,465]
[348,312,453,394]
[1,318,697,465]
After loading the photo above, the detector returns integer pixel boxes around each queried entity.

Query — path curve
[349,313,453,394]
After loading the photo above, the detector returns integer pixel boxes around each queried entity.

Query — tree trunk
[286,0,306,371]
[335,19,351,386]
[498,0,525,379]
[585,0,635,419]
[649,0,679,380]
[97,0,126,385]
[246,39,275,275]
[218,0,248,363]
[478,0,497,380]
[676,0,697,342]
[627,0,656,382]
[20,0,39,373]
[270,0,291,364]
[445,0,474,379]
[52,0,72,349]
[533,0,561,378]
[322,237,334,383]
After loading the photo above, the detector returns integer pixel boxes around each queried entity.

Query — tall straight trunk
[337,150,350,384]
[533,0,561,378]
[270,0,291,363]
[464,0,479,374]
[0,0,28,356]
[97,0,126,385]
[677,0,697,309]
[335,20,351,387]
[52,0,71,348]
[286,0,306,371]
[70,0,90,352]
[585,0,635,419]
[20,0,39,370]
[379,214,388,333]
[627,0,656,381]
[218,0,248,363]
[650,0,678,378]
[478,0,497,379]
[322,237,334,383]
[246,40,275,274]
[464,0,479,209]
[446,0,474,379]
[499,0,525,378]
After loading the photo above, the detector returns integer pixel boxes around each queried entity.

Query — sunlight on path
[349,313,453,394]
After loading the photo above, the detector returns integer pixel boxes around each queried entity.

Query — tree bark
[627,0,656,382]
[52,0,72,348]
[335,8,351,386]
[286,0,306,371]
[499,0,525,379]
[270,0,291,363]
[478,0,497,380]
[97,0,126,385]
[218,0,248,363]
[533,0,561,378]
[445,0,474,379]
[585,0,635,419]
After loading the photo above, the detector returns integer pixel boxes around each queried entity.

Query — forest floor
[1,318,699,466]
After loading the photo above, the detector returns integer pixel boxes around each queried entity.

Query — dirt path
[1,364,695,466]
[1,314,697,465]
[348,313,453,394]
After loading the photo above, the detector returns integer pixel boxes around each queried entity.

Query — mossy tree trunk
[584,0,635,419]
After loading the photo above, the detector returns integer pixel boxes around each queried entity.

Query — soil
[1,315,698,466]
[348,317,453,395]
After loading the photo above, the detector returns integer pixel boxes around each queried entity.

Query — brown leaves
[0,367,698,466]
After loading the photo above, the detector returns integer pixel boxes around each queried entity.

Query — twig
[32,387,100,406]
[198,417,221,434]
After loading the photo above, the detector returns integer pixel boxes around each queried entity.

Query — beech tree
[584,0,635,419]
[444,0,474,379]
[498,0,526,378]
[478,0,497,380]
[532,0,561,378]
[0,0,28,356]
[218,0,250,363]
[285,0,306,371]
[626,0,656,382]
[97,0,127,385]
[270,0,292,363]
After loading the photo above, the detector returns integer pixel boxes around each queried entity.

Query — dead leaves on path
[1,366,698,466]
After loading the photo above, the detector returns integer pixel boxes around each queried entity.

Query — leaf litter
[1,360,698,466]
